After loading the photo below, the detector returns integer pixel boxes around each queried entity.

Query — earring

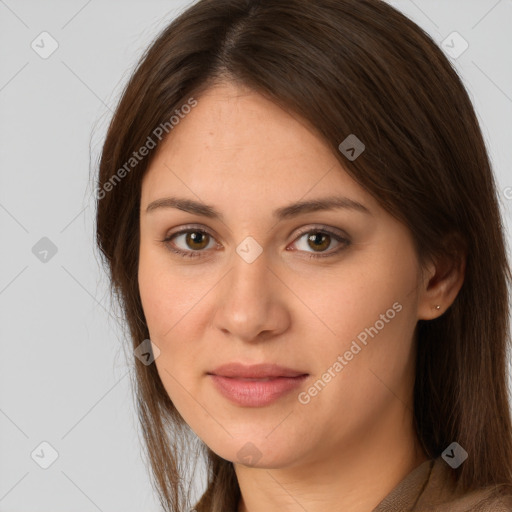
[434,305,441,310]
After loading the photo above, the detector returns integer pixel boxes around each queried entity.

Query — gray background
[1,1,511,511]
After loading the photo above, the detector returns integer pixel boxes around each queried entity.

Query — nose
[212,248,291,343]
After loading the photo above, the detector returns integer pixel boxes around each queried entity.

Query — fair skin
[138,81,465,512]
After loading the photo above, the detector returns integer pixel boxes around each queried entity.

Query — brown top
[372,457,512,511]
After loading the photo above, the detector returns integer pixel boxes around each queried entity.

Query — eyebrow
[145,195,371,220]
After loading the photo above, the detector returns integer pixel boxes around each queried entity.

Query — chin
[207,436,307,470]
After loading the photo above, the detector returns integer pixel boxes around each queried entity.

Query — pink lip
[208,362,307,379]
[207,363,309,407]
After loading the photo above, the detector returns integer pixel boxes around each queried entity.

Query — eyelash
[160,225,351,260]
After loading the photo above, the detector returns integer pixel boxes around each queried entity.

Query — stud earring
[434,305,441,310]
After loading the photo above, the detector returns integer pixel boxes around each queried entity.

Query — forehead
[141,82,375,213]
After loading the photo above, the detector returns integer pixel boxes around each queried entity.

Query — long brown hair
[95,0,512,510]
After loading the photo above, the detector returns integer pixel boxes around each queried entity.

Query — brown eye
[306,232,331,252]
[290,227,351,259]
[163,229,217,257]
[185,231,210,250]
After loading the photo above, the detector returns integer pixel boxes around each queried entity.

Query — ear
[417,236,467,321]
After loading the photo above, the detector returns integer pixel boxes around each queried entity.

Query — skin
[138,81,465,512]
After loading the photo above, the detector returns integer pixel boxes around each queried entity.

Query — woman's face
[138,82,429,469]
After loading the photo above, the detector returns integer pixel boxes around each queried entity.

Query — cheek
[137,245,220,396]
[292,280,417,444]
[298,263,415,352]
[138,245,210,340]
[295,248,419,400]
[138,253,204,419]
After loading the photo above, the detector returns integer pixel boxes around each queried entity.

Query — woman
[95,0,512,510]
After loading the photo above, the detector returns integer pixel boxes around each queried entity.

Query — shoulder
[370,457,512,512]
[415,457,512,512]
[427,488,512,511]
[467,489,512,511]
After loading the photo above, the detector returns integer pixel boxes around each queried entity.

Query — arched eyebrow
[274,196,371,218]
[145,195,372,220]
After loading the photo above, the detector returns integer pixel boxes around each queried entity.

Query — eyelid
[164,224,217,240]
[289,224,350,242]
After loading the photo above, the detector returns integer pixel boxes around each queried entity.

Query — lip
[207,363,309,407]
[208,363,308,379]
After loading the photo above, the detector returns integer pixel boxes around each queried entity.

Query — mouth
[207,363,309,407]
[224,377,288,381]
[207,362,308,379]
